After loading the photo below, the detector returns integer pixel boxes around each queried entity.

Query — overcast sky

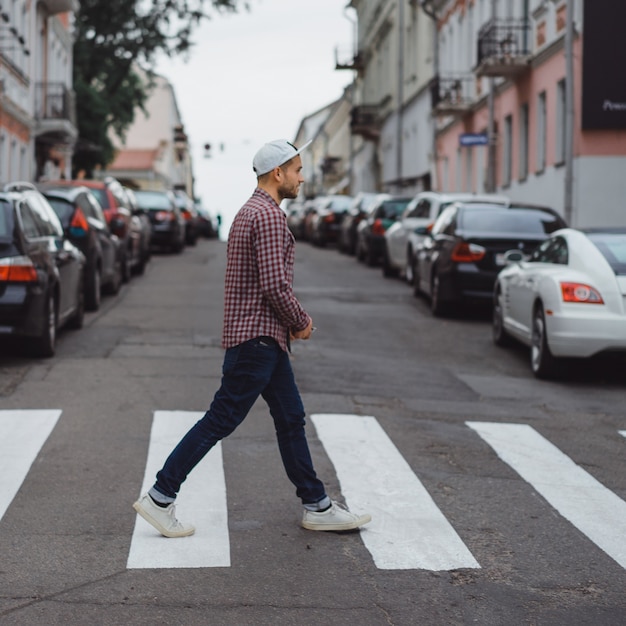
[157,0,355,238]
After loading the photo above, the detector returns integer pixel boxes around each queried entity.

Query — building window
[503,114,513,187]
[519,103,529,181]
[536,91,547,173]
[556,79,566,165]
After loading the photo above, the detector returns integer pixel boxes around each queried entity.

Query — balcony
[475,18,532,78]
[335,47,365,72]
[350,105,381,140]
[430,75,475,117]
[40,0,79,15]
[34,82,77,139]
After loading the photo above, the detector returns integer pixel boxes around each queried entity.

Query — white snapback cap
[253,139,312,176]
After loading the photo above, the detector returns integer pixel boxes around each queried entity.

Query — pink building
[431,0,626,227]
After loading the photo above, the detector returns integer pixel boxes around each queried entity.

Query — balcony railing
[430,75,475,116]
[475,18,532,78]
[335,47,365,72]
[35,82,76,126]
[350,104,381,140]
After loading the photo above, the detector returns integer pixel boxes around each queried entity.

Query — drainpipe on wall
[396,0,405,192]
[564,0,575,225]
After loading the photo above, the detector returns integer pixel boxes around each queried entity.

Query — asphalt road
[1,236,625,626]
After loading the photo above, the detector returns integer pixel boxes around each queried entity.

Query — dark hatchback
[415,203,567,315]
[39,185,122,311]
[356,195,414,266]
[133,190,185,253]
[0,186,85,356]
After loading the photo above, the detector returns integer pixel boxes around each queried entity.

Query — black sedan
[39,185,122,310]
[308,195,353,247]
[414,203,567,316]
[133,190,185,253]
[0,185,85,356]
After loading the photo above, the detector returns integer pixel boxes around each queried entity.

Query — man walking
[133,139,371,537]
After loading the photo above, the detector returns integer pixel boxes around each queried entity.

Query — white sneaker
[132,494,195,538]
[302,501,371,531]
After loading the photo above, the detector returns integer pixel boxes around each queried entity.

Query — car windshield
[0,199,13,242]
[379,199,412,219]
[45,197,74,228]
[461,208,564,234]
[134,191,172,210]
[587,233,626,275]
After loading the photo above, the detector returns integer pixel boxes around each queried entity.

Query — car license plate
[495,253,506,266]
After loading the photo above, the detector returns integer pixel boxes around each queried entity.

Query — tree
[73,0,248,176]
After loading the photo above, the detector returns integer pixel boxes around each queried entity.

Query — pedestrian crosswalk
[2,410,626,572]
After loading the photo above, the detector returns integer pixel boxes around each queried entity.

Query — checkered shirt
[222,188,310,352]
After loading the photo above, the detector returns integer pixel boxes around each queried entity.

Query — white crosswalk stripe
[311,413,480,570]
[2,409,625,571]
[467,422,626,570]
[127,411,230,569]
[0,409,61,523]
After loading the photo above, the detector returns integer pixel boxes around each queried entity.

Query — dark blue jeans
[153,337,328,506]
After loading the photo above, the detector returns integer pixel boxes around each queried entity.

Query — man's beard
[278,183,299,201]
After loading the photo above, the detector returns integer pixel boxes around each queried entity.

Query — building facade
[103,71,194,198]
[0,0,78,183]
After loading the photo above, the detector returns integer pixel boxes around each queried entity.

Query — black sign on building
[582,0,626,130]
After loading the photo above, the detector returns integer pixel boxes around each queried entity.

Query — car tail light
[560,282,604,304]
[69,208,89,238]
[451,242,486,263]
[155,211,174,222]
[323,214,335,224]
[0,256,38,282]
[372,218,386,236]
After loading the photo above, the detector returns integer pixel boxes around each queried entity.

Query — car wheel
[412,256,422,298]
[356,238,365,262]
[104,258,122,296]
[85,265,101,311]
[492,289,512,347]
[405,250,415,285]
[68,281,85,330]
[430,272,447,316]
[531,303,558,378]
[121,247,131,283]
[382,248,398,278]
[366,244,378,267]
[133,253,146,276]
[31,291,57,358]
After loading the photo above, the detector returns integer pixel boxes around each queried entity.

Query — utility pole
[421,0,439,191]
[564,0,575,224]
[396,0,405,192]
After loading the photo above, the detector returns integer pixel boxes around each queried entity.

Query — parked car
[308,195,353,247]
[286,200,306,240]
[356,195,414,266]
[384,192,510,282]
[301,198,322,242]
[414,202,567,316]
[133,190,186,253]
[0,183,85,356]
[493,227,626,378]
[38,184,122,310]
[338,192,380,255]
[124,187,152,273]
[195,205,221,239]
[173,189,200,246]
[44,177,143,282]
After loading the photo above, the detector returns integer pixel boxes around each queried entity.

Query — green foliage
[73,0,247,176]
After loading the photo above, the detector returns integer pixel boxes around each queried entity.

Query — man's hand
[291,318,314,341]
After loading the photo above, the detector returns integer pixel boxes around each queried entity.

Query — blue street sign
[459,133,489,146]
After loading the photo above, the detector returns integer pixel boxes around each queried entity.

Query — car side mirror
[504,250,524,264]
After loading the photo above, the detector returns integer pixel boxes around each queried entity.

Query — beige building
[104,71,194,198]
[0,0,78,183]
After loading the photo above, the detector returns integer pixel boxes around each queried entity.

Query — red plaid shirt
[222,188,311,352]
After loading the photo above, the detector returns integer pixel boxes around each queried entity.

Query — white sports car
[492,228,626,378]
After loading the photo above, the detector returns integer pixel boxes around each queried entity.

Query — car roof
[38,184,90,201]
